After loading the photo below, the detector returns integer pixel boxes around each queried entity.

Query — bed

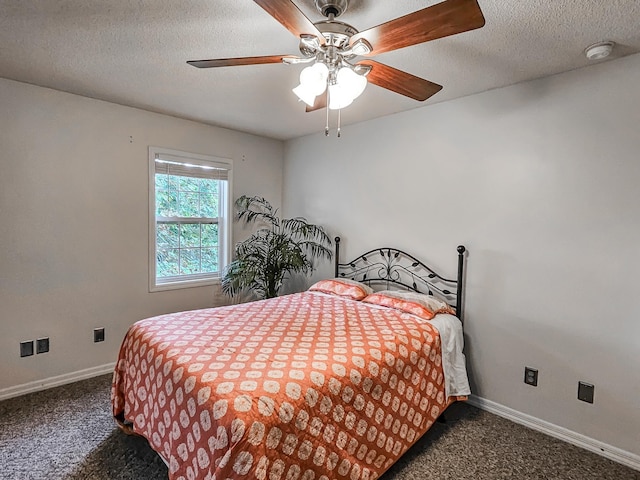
[111,238,470,480]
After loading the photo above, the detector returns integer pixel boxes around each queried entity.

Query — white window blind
[154,154,230,180]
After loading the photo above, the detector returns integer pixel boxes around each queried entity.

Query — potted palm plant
[221,195,332,300]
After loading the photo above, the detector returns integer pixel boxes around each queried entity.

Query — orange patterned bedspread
[112,291,460,480]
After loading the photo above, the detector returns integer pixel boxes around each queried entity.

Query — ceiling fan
[188,0,485,135]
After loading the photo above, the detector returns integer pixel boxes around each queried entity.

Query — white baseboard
[467,394,640,472]
[0,362,116,402]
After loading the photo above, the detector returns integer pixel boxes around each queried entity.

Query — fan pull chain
[325,89,330,136]
[322,88,342,138]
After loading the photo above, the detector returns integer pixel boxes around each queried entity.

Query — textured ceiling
[1,0,639,140]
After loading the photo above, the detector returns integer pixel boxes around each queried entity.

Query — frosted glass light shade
[337,67,367,100]
[328,83,353,110]
[293,63,329,106]
[299,63,329,96]
[328,67,368,110]
[293,83,318,106]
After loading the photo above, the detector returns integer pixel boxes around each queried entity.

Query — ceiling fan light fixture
[190,0,486,136]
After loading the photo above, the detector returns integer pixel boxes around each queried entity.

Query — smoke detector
[584,41,614,60]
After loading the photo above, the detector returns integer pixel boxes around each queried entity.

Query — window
[149,147,232,291]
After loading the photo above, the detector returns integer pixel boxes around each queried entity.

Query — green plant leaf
[222,195,332,300]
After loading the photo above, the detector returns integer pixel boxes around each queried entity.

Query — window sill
[150,276,221,293]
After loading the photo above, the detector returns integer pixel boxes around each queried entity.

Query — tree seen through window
[155,174,220,278]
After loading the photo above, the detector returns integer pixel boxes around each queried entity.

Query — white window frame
[148,146,233,292]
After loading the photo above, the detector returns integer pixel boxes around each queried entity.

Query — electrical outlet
[524,367,538,386]
[578,381,594,403]
[20,340,34,357]
[94,327,105,343]
[36,337,50,354]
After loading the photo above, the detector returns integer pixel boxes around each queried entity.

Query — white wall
[283,54,640,457]
[0,78,283,390]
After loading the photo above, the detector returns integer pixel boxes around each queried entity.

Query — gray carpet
[0,374,637,480]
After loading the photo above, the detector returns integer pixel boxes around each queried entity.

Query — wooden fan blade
[187,55,297,68]
[305,93,327,112]
[357,60,442,101]
[254,0,325,45]
[350,0,485,55]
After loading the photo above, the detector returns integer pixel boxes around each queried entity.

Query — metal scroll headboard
[333,237,467,323]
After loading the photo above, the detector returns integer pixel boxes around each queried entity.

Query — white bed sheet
[428,313,471,398]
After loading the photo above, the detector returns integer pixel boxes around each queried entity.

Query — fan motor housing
[314,20,358,47]
[314,0,349,18]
